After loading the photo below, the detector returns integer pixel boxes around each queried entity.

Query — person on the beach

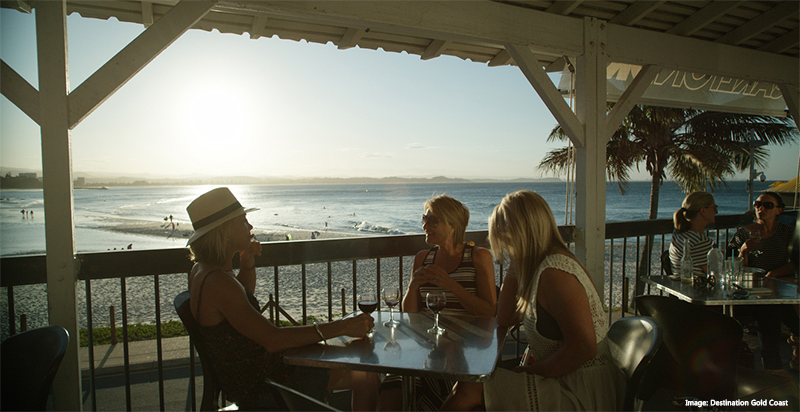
[668,191,717,275]
[378,194,496,411]
[186,187,379,410]
[483,190,624,410]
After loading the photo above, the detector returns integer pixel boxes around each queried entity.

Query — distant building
[75,177,86,186]
[19,172,37,179]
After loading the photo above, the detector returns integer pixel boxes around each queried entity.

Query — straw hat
[186,187,258,245]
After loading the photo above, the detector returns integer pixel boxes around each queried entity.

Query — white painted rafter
[0,59,39,124]
[67,0,217,129]
[505,43,584,147]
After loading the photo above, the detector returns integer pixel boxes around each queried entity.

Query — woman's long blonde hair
[489,190,569,312]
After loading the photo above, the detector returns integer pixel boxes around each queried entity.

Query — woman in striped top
[668,191,718,276]
[378,195,496,411]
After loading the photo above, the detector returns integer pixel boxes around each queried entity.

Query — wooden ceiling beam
[715,1,799,45]
[666,1,743,36]
[608,0,665,26]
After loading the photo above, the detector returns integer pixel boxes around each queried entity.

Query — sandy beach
[104,218,364,244]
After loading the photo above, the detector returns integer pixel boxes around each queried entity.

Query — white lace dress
[484,254,625,411]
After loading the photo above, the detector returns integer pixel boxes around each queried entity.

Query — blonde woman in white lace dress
[484,190,625,410]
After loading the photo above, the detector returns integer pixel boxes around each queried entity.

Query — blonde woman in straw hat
[186,187,379,410]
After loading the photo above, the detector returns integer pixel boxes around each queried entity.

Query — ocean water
[0,180,779,334]
[0,180,773,256]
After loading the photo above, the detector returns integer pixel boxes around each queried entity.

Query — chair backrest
[174,291,225,411]
[660,249,674,277]
[635,295,742,400]
[607,316,662,411]
[1,325,69,411]
[265,379,340,411]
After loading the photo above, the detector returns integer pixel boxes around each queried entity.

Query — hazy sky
[1,8,798,181]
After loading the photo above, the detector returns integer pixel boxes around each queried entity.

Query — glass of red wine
[382,287,400,327]
[426,291,446,335]
[358,292,378,338]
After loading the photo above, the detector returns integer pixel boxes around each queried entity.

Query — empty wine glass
[358,291,378,338]
[426,291,446,335]
[382,287,400,327]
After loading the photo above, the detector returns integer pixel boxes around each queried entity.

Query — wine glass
[358,291,378,338]
[748,229,763,257]
[426,291,446,335]
[382,287,400,327]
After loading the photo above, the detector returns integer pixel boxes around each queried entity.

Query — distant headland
[0,170,562,188]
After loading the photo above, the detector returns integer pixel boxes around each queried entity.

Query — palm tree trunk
[635,173,663,297]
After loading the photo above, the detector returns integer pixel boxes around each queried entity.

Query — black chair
[607,316,662,411]
[1,325,69,411]
[265,379,340,411]
[636,295,742,402]
[660,249,674,277]
[174,291,232,411]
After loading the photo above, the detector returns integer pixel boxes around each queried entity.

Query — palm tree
[539,105,798,279]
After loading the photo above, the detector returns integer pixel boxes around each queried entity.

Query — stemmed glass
[382,287,400,327]
[358,291,378,338]
[426,291,446,335]
[748,229,763,257]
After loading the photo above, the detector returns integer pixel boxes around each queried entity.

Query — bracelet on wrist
[314,323,327,345]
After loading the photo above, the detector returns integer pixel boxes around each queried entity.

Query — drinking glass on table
[749,229,764,257]
[358,292,378,338]
[426,291,446,335]
[382,287,400,327]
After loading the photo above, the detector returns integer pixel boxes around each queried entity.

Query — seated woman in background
[668,191,717,276]
[378,194,496,411]
[729,191,795,278]
[728,191,798,370]
[483,190,624,410]
[186,187,379,410]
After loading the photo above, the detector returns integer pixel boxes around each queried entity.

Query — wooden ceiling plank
[666,1,744,36]
[141,1,153,28]
[607,1,666,26]
[421,39,450,60]
[338,27,365,49]
[487,48,511,66]
[546,0,582,16]
[715,1,799,45]
[250,15,267,39]
[760,28,800,54]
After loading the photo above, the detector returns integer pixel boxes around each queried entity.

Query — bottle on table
[680,238,693,284]
[707,243,723,286]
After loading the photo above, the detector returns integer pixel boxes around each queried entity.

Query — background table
[642,275,799,307]
[283,311,504,410]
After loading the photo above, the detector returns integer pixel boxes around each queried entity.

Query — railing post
[341,288,347,317]
[109,306,117,345]
[20,314,27,332]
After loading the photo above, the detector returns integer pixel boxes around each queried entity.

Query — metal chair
[660,249,674,277]
[174,291,232,411]
[265,379,340,411]
[607,316,662,411]
[1,325,69,411]
[636,295,742,401]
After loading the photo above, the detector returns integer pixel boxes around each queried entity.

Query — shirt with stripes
[669,230,712,275]
[729,222,794,273]
[417,243,477,315]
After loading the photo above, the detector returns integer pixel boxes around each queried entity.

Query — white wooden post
[574,17,608,295]
[36,1,82,410]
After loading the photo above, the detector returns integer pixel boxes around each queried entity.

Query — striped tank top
[418,243,477,315]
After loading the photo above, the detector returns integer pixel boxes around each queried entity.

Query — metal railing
[0,214,754,410]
